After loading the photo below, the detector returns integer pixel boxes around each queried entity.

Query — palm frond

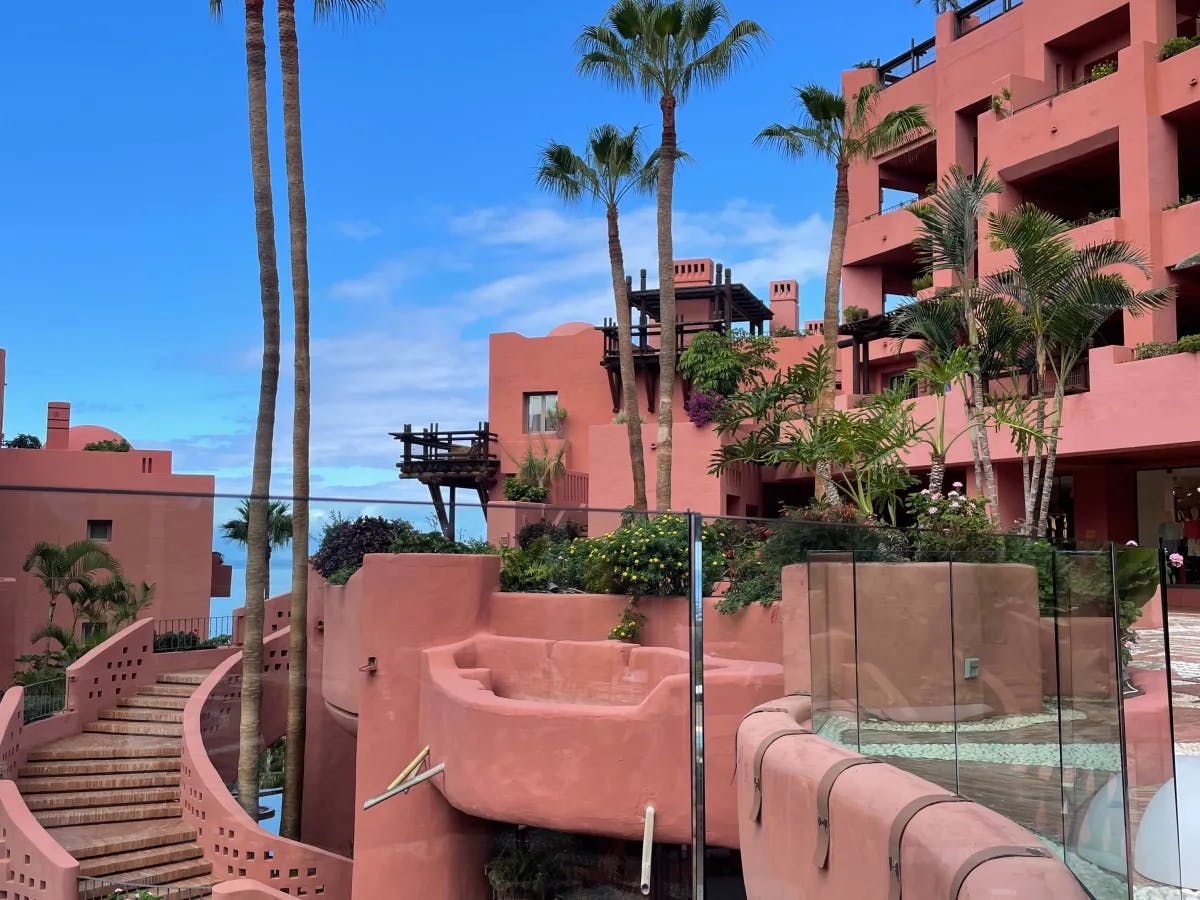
[754,123,836,162]
[684,17,768,97]
[859,104,933,160]
[911,161,1003,276]
[312,0,386,24]
[209,0,224,20]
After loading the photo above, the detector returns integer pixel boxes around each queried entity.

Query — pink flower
[1170,552,1185,569]
[952,482,964,489]
[1126,540,1139,546]
[950,501,960,509]
[928,506,939,514]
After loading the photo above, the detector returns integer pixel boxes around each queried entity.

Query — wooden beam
[428,485,451,540]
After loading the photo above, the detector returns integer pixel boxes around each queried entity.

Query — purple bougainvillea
[686,391,726,427]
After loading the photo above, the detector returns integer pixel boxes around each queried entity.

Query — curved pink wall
[422,635,780,847]
[737,700,1088,900]
[180,627,353,898]
[212,879,296,899]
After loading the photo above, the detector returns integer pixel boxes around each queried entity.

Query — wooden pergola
[390,422,499,539]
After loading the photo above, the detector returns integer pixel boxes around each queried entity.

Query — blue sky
[1,1,933,514]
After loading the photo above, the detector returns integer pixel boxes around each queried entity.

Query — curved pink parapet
[736,700,1088,900]
[180,627,353,899]
[212,878,295,899]
[421,634,782,848]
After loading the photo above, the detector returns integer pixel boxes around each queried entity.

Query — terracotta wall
[212,880,295,899]
[0,779,79,899]
[180,627,354,898]
[0,443,217,687]
[737,700,1088,900]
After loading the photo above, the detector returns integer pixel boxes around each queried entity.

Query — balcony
[1157,37,1200,117]
[598,318,727,413]
[1162,199,1200,268]
[845,204,922,267]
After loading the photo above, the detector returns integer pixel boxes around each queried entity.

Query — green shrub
[1164,193,1200,210]
[1089,59,1116,80]
[1135,334,1200,360]
[906,487,1001,561]
[4,433,41,449]
[911,273,934,293]
[328,566,357,585]
[311,515,408,578]
[515,519,584,550]
[503,477,549,503]
[83,438,131,452]
[577,513,723,597]
[1003,537,1056,616]
[608,602,646,642]
[498,537,584,593]
[677,329,776,397]
[843,305,868,323]
[1160,35,1200,60]
[718,503,907,614]
[772,325,799,338]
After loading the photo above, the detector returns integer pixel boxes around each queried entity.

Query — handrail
[20,674,66,724]
[363,762,445,810]
[878,35,937,85]
[598,318,728,361]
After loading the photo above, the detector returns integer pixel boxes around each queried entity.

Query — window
[524,393,558,433]
[87,519,113,542]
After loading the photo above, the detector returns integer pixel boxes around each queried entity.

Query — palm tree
[221,500,293,598]
[210,0,283,821]
[904,345,974,495]
[757,85,929,502]
[915,0,960,11]
[577,0,767,511]
[276,0,384,838]
[536,125,658,512]
[22,541,120,642]
[908,162,1004,519]
[986,204,1170,536]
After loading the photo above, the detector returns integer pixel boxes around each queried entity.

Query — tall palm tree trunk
[929,453,946,496]
[1035,388,1066,538]
[654,93,678,512]
[608,205,649,512]
[277,0,309,841]
[969,368,999,519]
[815,161,851,505]
[237,0,282,821]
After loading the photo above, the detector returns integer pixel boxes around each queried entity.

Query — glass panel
[1117,544,1182,899]
[949,537,1065,849]
[1054,548,1131,900]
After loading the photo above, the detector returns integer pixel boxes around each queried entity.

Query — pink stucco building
[470,0,1200,566]
[0,346,231,685]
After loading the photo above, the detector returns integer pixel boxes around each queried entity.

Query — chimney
[673,258,713,287]
[46,402,70,450]
[769,280,800,333]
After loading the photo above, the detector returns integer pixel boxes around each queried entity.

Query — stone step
[85,720,183,738]
[100,707,185,724]
[121,694,189,711]
[19,757,182,778]
[157,672,208,686]
[25,734,181,762]
[138,683,197,698]
[24,786,180,812]
[78,841,204,878]
[32,801,182,828]
[78,860,214,899]
[50,820,198,860]
[18,771,180,794]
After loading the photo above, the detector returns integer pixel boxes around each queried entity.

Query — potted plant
[544,406,568,437]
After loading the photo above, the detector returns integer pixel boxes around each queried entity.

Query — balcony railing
[877,35,937,85]
[392,424,500,478]
[954,0,1023,38]
[153,616,235,652]
[21,675,66,724]
[598,318,727,368]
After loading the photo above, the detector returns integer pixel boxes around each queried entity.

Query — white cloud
[335,219,383,241]
[329,258,408,301]
[169,197,831,498]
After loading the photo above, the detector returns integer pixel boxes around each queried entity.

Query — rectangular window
[87,519,113,542]
[524,393,558,433]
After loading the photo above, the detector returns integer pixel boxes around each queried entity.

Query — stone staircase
[17,671,220,898]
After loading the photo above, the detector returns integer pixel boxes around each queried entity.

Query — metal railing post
[687,511,706,898]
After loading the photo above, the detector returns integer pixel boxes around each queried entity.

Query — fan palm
[986,204,1171,535]
[908,162,1004,518]
[756,84,930,384]
[536,125,658,512]
[22,540,120,640]
[577,0,767,510]
[221,500,293,598]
